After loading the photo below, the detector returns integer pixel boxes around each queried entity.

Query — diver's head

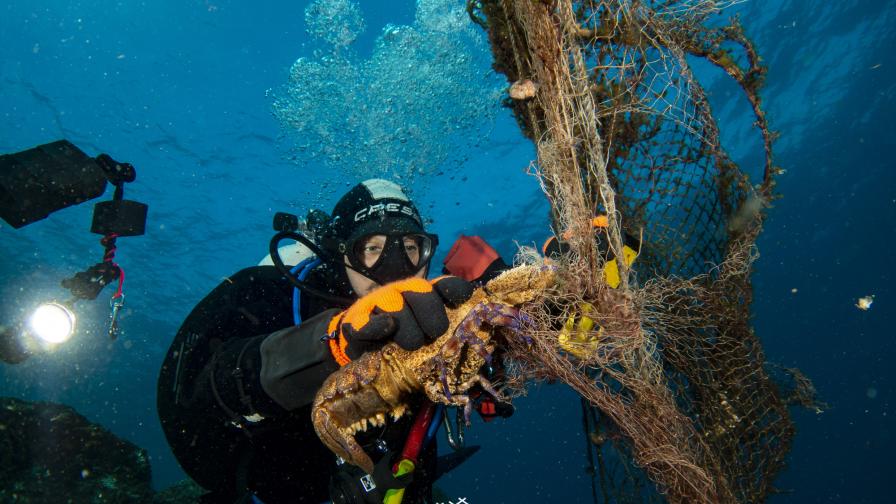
[328,179,437,295]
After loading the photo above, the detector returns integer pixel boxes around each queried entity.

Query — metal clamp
[108,294,125,339]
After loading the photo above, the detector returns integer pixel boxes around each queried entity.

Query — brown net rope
[468,1,817,502]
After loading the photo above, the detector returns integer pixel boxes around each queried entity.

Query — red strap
[399,402,437,465]
[442,235,499,281]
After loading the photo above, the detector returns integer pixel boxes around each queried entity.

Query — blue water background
[1,1,894,502]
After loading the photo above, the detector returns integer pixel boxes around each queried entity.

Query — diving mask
[340,232,439,284]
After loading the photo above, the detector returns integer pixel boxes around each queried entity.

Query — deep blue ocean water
[1,1,893,502]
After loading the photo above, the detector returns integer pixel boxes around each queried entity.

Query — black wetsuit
[156,263,436,504]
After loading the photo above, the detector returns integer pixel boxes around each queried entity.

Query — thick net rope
[469,1,817,502]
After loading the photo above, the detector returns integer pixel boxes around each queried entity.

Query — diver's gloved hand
[327,276,474,365]
[329,451,412,504]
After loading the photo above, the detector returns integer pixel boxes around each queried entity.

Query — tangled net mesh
[469,1,818,502]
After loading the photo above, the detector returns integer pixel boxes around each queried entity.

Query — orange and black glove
[327,276,474,366]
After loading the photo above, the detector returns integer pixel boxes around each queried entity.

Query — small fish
[855,295,874,311]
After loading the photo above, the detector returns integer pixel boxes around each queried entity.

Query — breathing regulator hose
[268,230,352,307]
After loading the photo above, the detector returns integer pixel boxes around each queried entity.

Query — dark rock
[0,397,153,503]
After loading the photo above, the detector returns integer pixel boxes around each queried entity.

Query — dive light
[29,302,77,344]
[0,140,147,364]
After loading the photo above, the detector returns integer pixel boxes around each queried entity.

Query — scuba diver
[156,179,512,504]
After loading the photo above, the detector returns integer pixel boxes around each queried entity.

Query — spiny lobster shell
[311,265,555,473]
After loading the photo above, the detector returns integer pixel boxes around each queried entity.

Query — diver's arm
[168,265,341,422]
[235,276,476,417]
[160,266,290,414]
[205,309,341,420]
[257,309,342,411]
[208,275,477,419]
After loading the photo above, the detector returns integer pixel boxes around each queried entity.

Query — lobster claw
[312,405,375,474]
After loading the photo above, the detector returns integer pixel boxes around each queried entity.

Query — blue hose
[423,404,445,448]
[290,257,322,325]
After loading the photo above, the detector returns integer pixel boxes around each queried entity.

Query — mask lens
[402,234,432,267]
[351,233,434,270]
[352,234,387,269]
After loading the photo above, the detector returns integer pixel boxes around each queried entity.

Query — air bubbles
[304,0,366,49]
[272,0,502,184]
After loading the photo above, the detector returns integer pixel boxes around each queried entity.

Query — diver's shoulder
[226,265,286,283]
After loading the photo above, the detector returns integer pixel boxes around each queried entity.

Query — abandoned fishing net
[467,1,818,502]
